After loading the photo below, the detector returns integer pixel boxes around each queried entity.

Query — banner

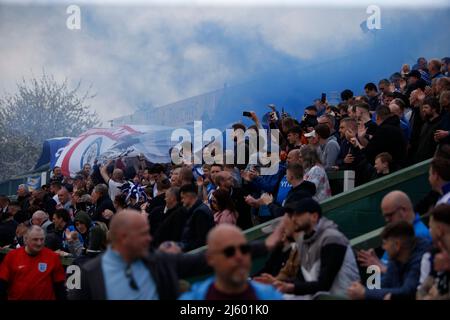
[34,137,72,170]
[26,175,41,191]
[55,126,143,177]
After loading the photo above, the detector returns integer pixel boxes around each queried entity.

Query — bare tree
[0,72,100,181]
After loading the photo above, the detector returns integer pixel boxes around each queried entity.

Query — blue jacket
[249,162,287,194]
[179,277,283,300]
[366,237,431,300]
[381,213,432,265]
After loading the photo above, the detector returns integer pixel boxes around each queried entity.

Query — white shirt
[108,179,124,201]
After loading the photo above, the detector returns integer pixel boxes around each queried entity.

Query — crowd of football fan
[0,56,449,300]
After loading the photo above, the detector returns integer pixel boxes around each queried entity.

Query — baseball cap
[304,130,316,138]
[285,198,322,216]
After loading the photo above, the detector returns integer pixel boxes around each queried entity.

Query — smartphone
[243,111,252,117]
[321,93,326,103]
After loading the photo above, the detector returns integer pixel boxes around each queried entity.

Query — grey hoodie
[318,136,340,170]
[296,217,360,298]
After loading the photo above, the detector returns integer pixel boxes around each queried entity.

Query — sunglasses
[125,264,139,291]
[221,244,251,258]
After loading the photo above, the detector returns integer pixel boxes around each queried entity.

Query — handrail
[190,158,432,254]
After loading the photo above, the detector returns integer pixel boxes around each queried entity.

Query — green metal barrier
[188,158,432,279]
[192,159,431,254]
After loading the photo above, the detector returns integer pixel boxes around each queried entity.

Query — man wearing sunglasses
[69,210,279,300]
[179,224,283,300]
[68,209,212,300]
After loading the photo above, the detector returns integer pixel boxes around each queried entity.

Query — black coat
[437,110,450,145]
[17,195,30,213]
[413,115,442,163]
[0,219,18,247]
[152,204,189,247]
[146,193,166,214]
[90,195,115,224]
[268,180,316,217]
[67,241,268,300]
[67,251,210,300]
[180,200,214,252]
[231,187,253,230]
[364,115,407,167]
[408,106,425,164]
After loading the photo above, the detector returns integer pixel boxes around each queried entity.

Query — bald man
[69,209,281,300]
[357,191,431,273]
[180,224,283,300]
[0,226,66,300]
[69,209,214,300]
[100,160,125,201]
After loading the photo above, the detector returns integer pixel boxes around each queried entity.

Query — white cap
[304,130,316,138]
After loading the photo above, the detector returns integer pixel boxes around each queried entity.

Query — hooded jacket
[69,211,107,257]
[294,217,360,298]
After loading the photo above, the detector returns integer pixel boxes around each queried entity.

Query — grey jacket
[296,217,360,297]
[318,137,340,170]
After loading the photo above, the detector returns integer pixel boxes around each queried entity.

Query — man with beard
[413,97,442,163]
[273,198,360,299]
[69,210,281,300]
[179,224,283,300]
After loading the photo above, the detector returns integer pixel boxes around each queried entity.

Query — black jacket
[413,115,442,163]
[180,200,214,252]
[42,194,57,218]
[230,187,253,230]
[146,193,166,215]
[0,219,18,247]
[67,241,268,300]
[341,144,375,186]
[437,110,450,146]
[152,204,189,247]
[364,115,407,167]
[67,251,210,300]
[364,120,378,137]
[90,195,115,225]
[17,195,30,213]
[268,180,316,217]
[408,106,426,164]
